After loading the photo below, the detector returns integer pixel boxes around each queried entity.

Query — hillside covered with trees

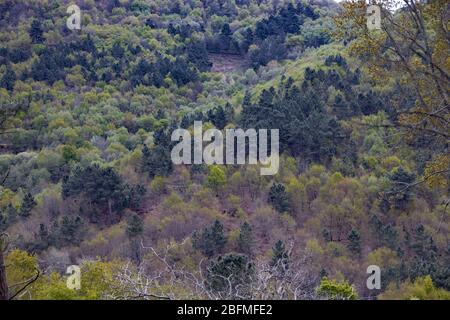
[0,0,448,300]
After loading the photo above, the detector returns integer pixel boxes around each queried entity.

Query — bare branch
[8,269,40,300]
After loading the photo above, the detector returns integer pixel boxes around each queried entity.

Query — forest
[0,0,449,300]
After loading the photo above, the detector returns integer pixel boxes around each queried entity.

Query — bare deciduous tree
[108,241,318,300]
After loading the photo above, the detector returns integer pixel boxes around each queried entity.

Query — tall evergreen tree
[207,106,227,130]
[126,213,144,263]
[62,164,127,217]
[347,229,361,257]
[387,167,416,210]
[369,214,398,249]
[186,40,212,72]
[29,19,44,44]
[193,220,227,257]
[0,204,17,231]
[126,213,144,238]
[237,222,254,256]
[0,65,16,91]
[219,23,233,52]
[19,193,36,218]
[142,145,173,178]
[268,183,290,213]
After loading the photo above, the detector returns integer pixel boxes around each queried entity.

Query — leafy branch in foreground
[335,0,449,187]
[0,233,40,300]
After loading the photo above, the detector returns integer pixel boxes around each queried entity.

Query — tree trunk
[0,241,9,300]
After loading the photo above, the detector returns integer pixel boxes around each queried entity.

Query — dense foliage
[0,0,448,300]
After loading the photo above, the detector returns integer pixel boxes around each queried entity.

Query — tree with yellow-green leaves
[379,275,450,300]
[316,277,358,300]
[2,248,123,300]
[205,165,227,195]
[33,260,123,300]
[1,248,40,300]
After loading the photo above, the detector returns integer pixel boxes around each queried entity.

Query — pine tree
[171,57,197,86]
[280,3,300,34]
[142,145,173,178]
[207,106,227,129]
[0,204,17,231]
[30,19,44,44]
[268,183,290,213]
[210,220,227,252]
[319,268,328,279]
[55,216,84,247]
[347,229,361,257]
[332,94,352,119]
[240,27,254,53]
[224,102,234,123]
[126,213,144,238]
[206,253,255,299]
[126,213,144,263]
[141,127,174,178]
[19,193,36,218]
[187,40,212,72]
[270,240,289,272]
[219,23,233,52]
[322,228,332,242]
[410,224,437,279]
[193,220,227,257]
[387,167,416,210]
[370,214,398,249]
[0,65,16,91]
[237,222,254,256]
[62,164,128,217]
